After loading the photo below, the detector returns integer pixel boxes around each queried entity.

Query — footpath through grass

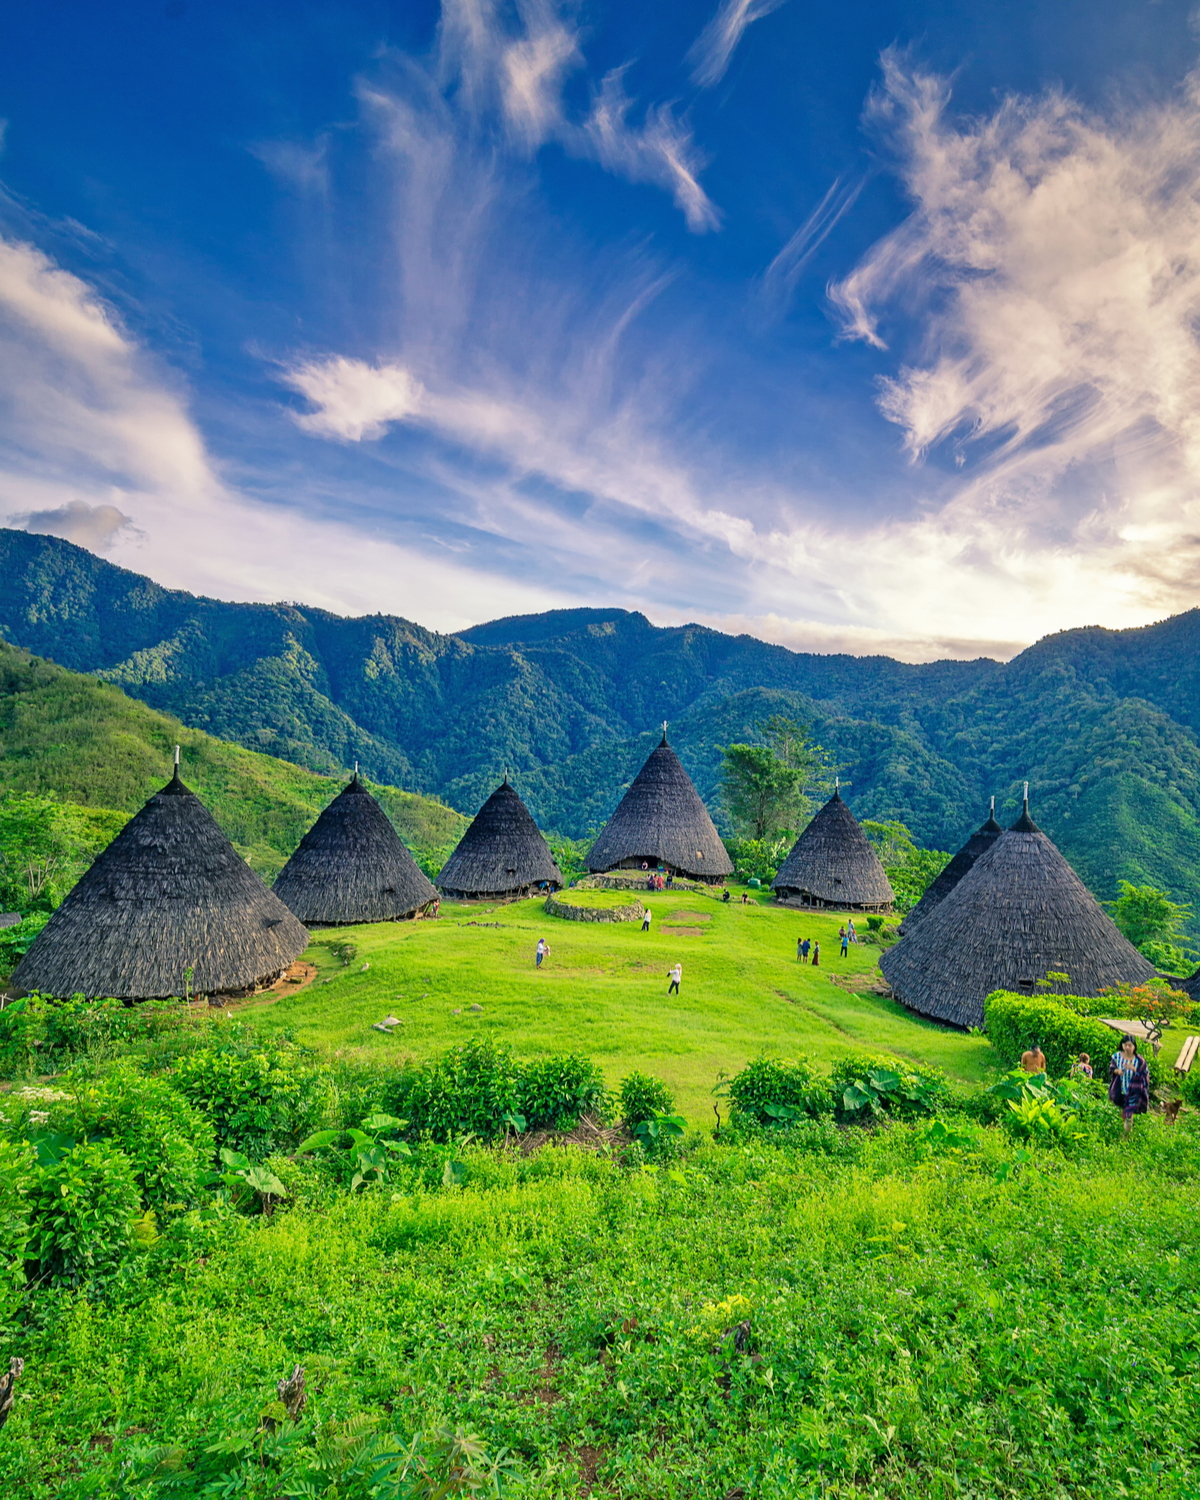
[257,888,1001,1120]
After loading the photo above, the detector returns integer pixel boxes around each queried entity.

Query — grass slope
[259,892,1000,1118]
[0,639,465,877]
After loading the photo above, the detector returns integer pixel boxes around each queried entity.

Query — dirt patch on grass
[575,1444,606,1494]
[519,1112,632,1157]
[667,910,711,923]
[662,926,704,937]
[222,961,318,1012]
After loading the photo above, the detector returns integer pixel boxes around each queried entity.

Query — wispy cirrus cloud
[759,173,864,316]
[687,0,788,89]
[822,48,1200,622]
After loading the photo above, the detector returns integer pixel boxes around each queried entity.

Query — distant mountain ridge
[2,527,1200,933]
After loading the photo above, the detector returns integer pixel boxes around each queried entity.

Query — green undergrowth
[1,1012,1199,1497]
[3,1107,1199,1497]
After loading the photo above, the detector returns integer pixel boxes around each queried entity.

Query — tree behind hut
[720,716,832,841]
[0,792,128,914]
[1107,881,1197,977]
[862,819,951,914]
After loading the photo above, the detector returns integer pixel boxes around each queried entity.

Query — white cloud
[687,0,788,89]
[432,0,718,230]
[12,498,135,550]
[824,50,1200,631]
[583,71,720,233]
[760,174,863,315]
[285,358,425,440]
[0,233,573,629]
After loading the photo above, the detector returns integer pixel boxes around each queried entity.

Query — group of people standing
[1022,1035,1154,1135]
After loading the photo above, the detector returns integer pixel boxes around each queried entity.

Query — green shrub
[0,1138,33,1330]
[405,1036,523,1142]
[830,1052,952,1121]
[723,1056,832,1128]
[66,1063,216,1211]
[26,1139,140,1288]
[170,1043,324,1159]
[0,911,50,979]
[985,990,1166,1086]
[619,1070,675,1126]
[520,1054,611,1131]
[0,992,188,1078]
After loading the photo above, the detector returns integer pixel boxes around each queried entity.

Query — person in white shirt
[536,937,549,969]
[667,961,682,995]
[641,907,652,933]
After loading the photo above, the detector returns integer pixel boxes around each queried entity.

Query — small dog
[1164,1098,1183,1127]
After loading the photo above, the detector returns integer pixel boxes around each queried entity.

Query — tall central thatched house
[880,791,1155,1029]
[436,777,563,900]
[273,772,437,925]
[771,783,894,911]
[587,733,732,883]
[12,758,309,1001]
[900,799,1003,933]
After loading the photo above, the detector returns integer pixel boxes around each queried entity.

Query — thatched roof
[1181,967,1200,1003]
[900,801,1003,932]
[586,735,732,881]
[12,766,308,1000]
[273,773,437,925]
[880,795,1155,1028]
[771,784,894,910]
[437,778,563,898]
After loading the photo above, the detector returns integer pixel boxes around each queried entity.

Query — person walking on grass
[1108,1035,1150,1135]
[801,937,811,963]
[811,940,820,968]
[667,961,682,996]
[797,935,804,962]
[839,925,848,958]
[536,937,550,969]
[847,918,857,944]
[641,906,652,934]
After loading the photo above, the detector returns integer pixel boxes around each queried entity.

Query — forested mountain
[0,637,465,879]
[2,527,1199,929]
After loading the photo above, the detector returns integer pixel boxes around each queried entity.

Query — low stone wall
[544,893,646,923]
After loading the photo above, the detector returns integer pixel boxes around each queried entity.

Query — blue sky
[0,1,1197,659]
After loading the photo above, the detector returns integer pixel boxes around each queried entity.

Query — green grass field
[256,887,1004,1119]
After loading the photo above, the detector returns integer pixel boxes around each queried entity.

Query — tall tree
[720,719,832,839]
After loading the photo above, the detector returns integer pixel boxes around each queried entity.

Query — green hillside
[0,639,466,879]
[3,528,1200,932]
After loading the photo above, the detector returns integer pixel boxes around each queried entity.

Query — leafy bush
[404,1036,523,1142]
[722,1055,832,1128]
[170,1042,324,1160]
[985,990,1166,1086]
[0,1137,33,1330]
[519,1054,611,1131]
[26,1139,140,1288]
[830,1052,952,1121]
[0,992,189,1078]
[66,1063,216,1210]
[0,911,50,979]
[619,1070,675,1126]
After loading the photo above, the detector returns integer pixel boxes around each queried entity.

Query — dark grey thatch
[12,764,308,1001]
[587,735,732,882]
[273,773,437,925]
[437,778,563,899]
[1181,967,1200,1003]
[900,801,1003,933]
[771,784,894,911]
[880,794,1155,1029]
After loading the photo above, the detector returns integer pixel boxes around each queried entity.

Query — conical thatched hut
[771,783,894,911]
[436,777,563,900]
[586,734,732,883]
[1181,967,1200,1004]
[273,772,437,925]
[12,758,308,1001]
[900,800,1003,933]
[880,792,1155,1029]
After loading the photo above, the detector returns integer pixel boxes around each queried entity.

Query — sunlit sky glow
[1,1,1199,660]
